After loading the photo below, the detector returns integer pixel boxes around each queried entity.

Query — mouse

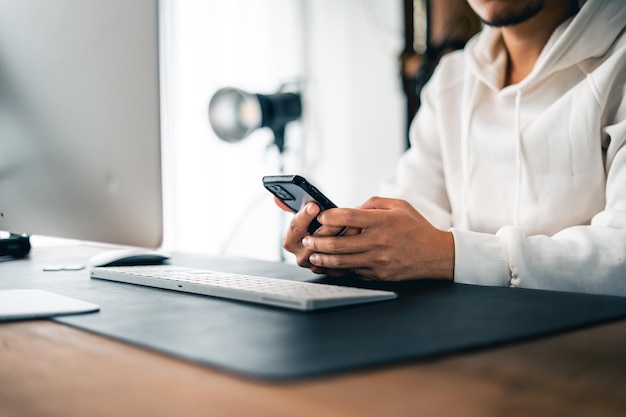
[88,248,171,267]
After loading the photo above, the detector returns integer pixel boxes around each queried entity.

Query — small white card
[0,289,100,321]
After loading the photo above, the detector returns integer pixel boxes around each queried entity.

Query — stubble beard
[479,0,545,27]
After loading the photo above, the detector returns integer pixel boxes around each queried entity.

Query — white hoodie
[380,0,626,296]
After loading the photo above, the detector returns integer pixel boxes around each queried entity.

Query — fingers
[283,202,320,249]
[281,202,351,277]
[316,198,401,230]
[316,207,371,230]
[299,206,378,272]
[302,232,371,278]
[302,233,369,255]
[287,202,344,236]
[308,251,378,279]
[304,234,375,271]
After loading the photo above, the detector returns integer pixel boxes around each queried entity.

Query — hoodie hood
[465,0,626,91]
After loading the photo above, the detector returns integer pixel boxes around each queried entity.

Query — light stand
[208,86,303,261]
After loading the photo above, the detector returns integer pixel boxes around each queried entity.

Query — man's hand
[279,200,352,277]
[300,197,455,281]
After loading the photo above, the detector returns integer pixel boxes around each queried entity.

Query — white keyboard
[90,265,397,311]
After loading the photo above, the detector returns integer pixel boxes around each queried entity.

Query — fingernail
[309,254,319,265]
[306,203,317,214]
[302,236,311,247]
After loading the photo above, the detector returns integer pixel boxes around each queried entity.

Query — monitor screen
[0,0,163,248]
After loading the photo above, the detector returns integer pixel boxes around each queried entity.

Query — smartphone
[262,174,342,234]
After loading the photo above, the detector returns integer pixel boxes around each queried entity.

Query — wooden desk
[2,319,626,417]
[2,245,626,416]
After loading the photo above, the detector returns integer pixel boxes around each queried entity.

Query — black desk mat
[4,248,626,380]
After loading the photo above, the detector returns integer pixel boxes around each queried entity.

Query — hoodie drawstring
[461,78,480,229]
[462,84,523,230]
[514,89,523,228]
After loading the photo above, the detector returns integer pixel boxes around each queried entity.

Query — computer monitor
[0,0,164,248]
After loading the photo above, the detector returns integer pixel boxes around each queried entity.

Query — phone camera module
[267,185,295,201]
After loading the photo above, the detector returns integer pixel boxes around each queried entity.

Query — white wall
[161,0,406,263]
[301,0,405,207]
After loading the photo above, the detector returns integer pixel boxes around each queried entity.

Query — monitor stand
[0,233,31,259]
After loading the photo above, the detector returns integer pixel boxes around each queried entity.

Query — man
[280,0,626,296]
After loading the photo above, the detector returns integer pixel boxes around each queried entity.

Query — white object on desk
[0,289,100,321]
[88,248,171,267]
